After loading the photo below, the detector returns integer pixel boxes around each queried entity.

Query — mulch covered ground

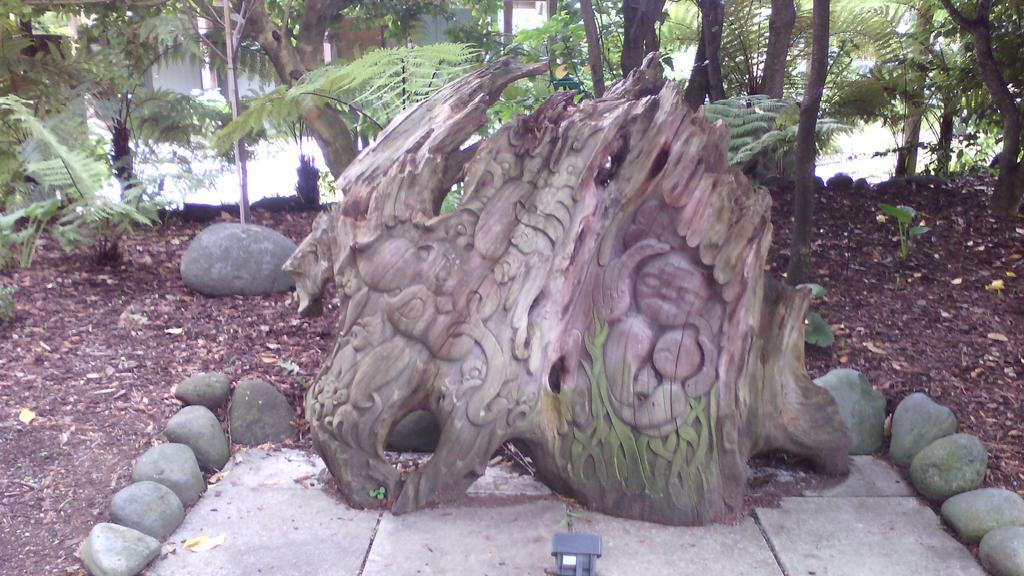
[0,176,1020,575]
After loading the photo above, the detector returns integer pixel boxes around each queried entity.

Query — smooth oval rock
[229,379,294,445]
[180,223,296,297]
[130,443,206,506]
[909,433,987,501]
[814,368,885,455]
[941,488,1024,543]
[174,372,231,410]
[81,523,160,576]
[890,392,957,466]
[109,481,184,540]
[387,410,441,452]
[980,526,1024,576]
[164,406,229,471]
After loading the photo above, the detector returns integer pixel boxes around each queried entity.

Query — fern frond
[214,43,480,151]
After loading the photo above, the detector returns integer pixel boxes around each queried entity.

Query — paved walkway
[145,449,986,576]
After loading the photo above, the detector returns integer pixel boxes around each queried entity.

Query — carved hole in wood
[548,356,566,394]
[595,132,629,187]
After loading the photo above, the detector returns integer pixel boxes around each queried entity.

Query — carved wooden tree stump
[285,54,851,525]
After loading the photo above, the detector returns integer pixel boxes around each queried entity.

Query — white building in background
[145,5,547,205]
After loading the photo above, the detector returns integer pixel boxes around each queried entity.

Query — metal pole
[222,0,250,224]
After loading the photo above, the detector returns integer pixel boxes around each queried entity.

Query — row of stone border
[79,373,296,576]
[815,368,1024,576]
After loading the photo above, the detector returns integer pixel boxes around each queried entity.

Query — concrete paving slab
[212,447,326,489]
[571,511,782,576]
[361,499,567,576]
[803,456,914,497]
[757,497,986,576]
[145,449,378,576]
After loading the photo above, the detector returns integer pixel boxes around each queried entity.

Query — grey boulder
[180,223,296,297]
[826,172,854,192]
[387,410,440,452]
[109,481,184,540]
[174,372,231,410]
[814,368,885,455]
[941,488,1024,543]
[164,406,229,471]
[229,379,294,445]
[909,433,987,501]
[81,523,160,576]
[890,392,958,466]
[130,443,206,506]
[980,527,1024,576]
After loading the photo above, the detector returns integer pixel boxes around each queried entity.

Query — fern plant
[0,96,156,267]
[214,43,480,151]
[702,95,851,167]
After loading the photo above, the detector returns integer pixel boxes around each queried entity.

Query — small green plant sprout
[368,486,386,501]
[276,359,300,377]
[0,284,16,324]
[877,203,929,259]
[797,283,834,348]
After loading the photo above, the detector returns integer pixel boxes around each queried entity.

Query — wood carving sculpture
[284,54,851,526]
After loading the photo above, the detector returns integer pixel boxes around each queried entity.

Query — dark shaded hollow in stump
[284,54,851,525]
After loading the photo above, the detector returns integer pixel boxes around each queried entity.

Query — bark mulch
[0,176,1020,575]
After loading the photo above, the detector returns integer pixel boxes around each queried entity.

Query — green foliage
[0,95,156,268]
[878,203,929,259]
[798,283,834,348]
[0,96,108,200]
[368,486,387,501]
[215,43,480,150]
[0,199,60,269]
[701,96,851,167]
[804,311,835,347]
[0,284,14,324]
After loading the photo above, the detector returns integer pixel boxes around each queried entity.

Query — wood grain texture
[285,54,851,525]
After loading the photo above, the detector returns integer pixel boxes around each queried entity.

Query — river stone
[890,392,958,466]
[387,410,440,452]
[826,172,854,192]
[173,372,231,410]
[109,481,184,540]
[164,406,229,471]
[814,368,885,455]
[81,523,160,576]
[941,488,1024,543]
[179,223,296,297]
[229,379,294,445]
[130,443,206,506]
[909,433,987,501]
[980,527,1024,576]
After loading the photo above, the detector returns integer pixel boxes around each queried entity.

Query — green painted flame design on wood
[567,314,718,510]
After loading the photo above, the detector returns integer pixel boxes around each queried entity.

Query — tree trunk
[580,0,605,97]
[682,0,726,108]
[894,4,933,179]
[701,0,726,101]
[939,0,1022,215]
[934,108,955,175]
[684,32,709,110]
[895,113,923,177]
[285,56,850,526]
[786,0,830,286]
[758,0,796,98]
[246,0,359,179]
[503,0,514,47]
[547,0,558,18]
[994,112,1023,214]
[621,0,667,76]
